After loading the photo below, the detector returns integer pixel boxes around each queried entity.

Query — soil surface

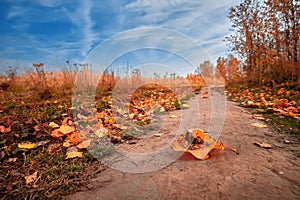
[66,88,300,200]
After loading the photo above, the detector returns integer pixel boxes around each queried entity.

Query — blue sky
[0,0,239,75]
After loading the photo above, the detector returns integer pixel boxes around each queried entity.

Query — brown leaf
[8,158,18,162]
[77,139,92,149]
[254,142,272,149]
[50,129,64,138]
[58,124,75,135]
[25,172,38,185]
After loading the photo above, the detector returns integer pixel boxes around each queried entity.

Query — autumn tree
[196,60,214,77]
[216,57,227,80]
[227,0,300,85]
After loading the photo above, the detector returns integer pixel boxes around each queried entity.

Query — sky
[0,0,240,76]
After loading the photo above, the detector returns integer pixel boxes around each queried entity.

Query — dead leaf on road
[153,133,163,137]
[253,114,266,120]
[251,122,268,128]
[172,129,237,160]
[254,142,272,149]
[170,115,177,118]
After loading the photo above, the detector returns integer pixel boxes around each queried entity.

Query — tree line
[225,0,299,86]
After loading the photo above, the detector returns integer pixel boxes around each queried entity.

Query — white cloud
[35,0,62,7]
[121,0,239,62]
[61,0,97,58]
[6,6,27,19]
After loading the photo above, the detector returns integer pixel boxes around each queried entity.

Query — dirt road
[66,89,300,200]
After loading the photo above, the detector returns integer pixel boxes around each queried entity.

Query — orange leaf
[172,129,236,160]
[50,129,64,138]
[63,140,73,147]
[58,124,75,135]
[67,131,81,145]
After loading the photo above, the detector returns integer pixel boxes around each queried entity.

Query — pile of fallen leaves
[227,85,300,120]
[0,82,196,198]
[226,84,300,134]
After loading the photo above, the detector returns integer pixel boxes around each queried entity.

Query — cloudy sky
[0,0,239,74]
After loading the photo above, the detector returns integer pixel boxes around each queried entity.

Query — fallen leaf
[25,172,38,185]
[254,142,272,149]
[63,140,73,148]
[182,104,190,108]
[129,113,135,119]
[159,107,165,113]
[49,122,60,128]
[0,125,11,133]
[67,131,81,145]
[253,114,266,120]
[58,124,75,135]
[251,122,268,128]
[65,151,83,160]
[8,158,18,162]
[172,129,237,160]
[153,133,163,137]
[18,142,36,149]
[170,115,177,118]
[50,129,64,138]
[77,139,92,149]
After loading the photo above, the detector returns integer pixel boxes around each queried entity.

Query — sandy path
[66,89,300,200]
